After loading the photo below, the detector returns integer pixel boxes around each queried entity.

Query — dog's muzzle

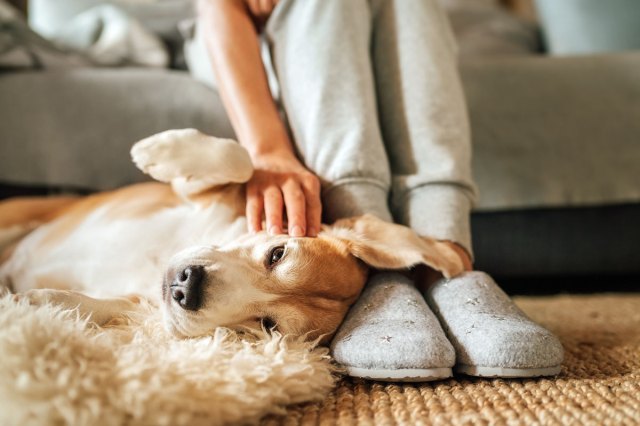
[167,265,205,311]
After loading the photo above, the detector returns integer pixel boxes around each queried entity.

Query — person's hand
[242,0,279,28]
[246,149,322,237]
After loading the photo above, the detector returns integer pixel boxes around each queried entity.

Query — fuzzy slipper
[331,272,455,382]
[425,271,564,378]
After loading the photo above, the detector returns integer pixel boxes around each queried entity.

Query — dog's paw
[13,290,140,325]
[131,128,200,181]
[130,129,253,186]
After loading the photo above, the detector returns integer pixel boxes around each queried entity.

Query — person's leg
[265,0,392,223]
[370,0,475,254]
[369,0,563,377]
[265,0,455,381]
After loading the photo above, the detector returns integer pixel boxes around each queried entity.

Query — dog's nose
[170,265,205,311]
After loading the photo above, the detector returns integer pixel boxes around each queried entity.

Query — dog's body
[0,129,464,341]
[3,182,246,301]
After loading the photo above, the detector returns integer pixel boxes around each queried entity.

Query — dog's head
[162,214,464,342]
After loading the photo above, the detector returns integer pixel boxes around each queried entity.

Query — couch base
[472,204,640,277]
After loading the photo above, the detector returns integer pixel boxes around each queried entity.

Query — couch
[1,0,639,283]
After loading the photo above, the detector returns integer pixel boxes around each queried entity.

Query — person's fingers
[301,175,321,237]
[245,0,259,15]
[282,180,306,237]
[245,186,263,233]
[263,185,284,235]
[304,193,321,237]
[259,0,272,15]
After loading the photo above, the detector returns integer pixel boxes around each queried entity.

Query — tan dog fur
[0,129,464,342]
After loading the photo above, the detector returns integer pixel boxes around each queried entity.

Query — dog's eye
[267,246,286,267]
[261,317,277,331]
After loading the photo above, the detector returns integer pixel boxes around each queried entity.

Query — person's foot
[425,271,564,378]
[330,272,455,382]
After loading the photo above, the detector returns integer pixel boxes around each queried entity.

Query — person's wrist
[240,127,294,160]
[249,145,295,162]
[246,136,301,170]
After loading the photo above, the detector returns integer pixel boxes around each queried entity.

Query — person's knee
[267,0,370,37]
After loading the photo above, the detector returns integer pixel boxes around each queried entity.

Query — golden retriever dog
[0,129,464,342]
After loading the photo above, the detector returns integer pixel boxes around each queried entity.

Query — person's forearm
[198,0,292,159]
[197,0,322,238]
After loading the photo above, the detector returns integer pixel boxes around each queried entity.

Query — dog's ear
[328,214,465,278]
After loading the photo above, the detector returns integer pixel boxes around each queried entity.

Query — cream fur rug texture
[0,296,337,425]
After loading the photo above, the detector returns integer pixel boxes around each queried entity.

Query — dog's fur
[0,129,464,342]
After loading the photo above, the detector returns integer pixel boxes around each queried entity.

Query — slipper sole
[344,366,452,382]
[456,364,562,378]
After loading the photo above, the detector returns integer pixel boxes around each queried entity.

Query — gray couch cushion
[0,68,234,189]
[440,0,540,57]
[2,52,640,210]
[464,52,640,211]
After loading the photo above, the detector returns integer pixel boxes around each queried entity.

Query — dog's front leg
[14,289,142,325]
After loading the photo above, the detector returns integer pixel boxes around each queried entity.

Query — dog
[0,129,464,342]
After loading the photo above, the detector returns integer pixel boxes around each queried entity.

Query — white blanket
[0,297,337,425]
[0,0,167,69]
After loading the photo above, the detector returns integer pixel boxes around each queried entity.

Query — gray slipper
[330,272,455,382]
[425,271,564,378]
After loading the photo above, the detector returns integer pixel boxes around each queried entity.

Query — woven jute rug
[264,293,640,426]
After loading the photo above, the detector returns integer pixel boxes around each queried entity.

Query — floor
[264,293,640,425]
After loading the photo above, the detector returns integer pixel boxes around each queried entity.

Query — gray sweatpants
[189,0,477,254]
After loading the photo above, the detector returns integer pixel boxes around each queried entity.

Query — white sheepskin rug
[0,296,338,425]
